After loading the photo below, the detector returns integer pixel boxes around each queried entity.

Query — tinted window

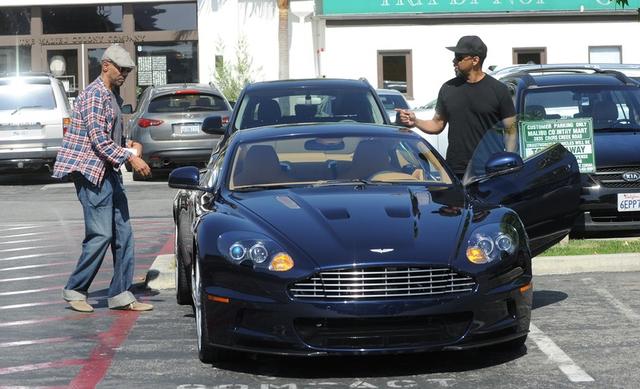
[234,87,386,129]
[523,85,640,130]
[379,93,409,110]
[42,6,123,34]
[0,81,56,111]
[0,8,30,35]
[134,2,197,31]
[148,93,228,113]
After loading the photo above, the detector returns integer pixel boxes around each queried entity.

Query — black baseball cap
[446,35,487,59]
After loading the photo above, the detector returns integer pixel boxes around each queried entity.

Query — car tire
[192,258,224,364]
[175,226,193,306]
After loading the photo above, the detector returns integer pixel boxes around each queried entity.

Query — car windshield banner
[519,118,596,173]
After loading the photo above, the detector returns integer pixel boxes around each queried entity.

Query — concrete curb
[144,253,640,291]
[145,254,176,290]
[533,252,640,275]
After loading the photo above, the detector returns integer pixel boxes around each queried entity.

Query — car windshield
[233,87,386,130]
[227,134,452,190]
[522,85,640,131]
[147,93,228,113]
[0,80,56,111]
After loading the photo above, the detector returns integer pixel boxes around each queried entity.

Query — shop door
[45,46,80,105]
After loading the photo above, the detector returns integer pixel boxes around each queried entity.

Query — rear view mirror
[201,115,225,135]
[121,104,133,114]
[304,138,345,151]
[168,166,201,190]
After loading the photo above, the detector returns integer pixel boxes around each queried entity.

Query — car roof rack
[506,65,637,86]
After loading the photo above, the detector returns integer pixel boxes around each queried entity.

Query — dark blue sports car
[169,122,580,363]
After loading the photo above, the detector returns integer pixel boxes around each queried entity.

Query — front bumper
[199,269,532,356]
[573,178,640,232]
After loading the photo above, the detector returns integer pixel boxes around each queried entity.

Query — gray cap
[101,44,135,68]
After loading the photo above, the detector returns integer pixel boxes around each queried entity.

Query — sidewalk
[145,252,640,290]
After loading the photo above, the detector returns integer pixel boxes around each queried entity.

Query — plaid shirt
[52,77,132,186]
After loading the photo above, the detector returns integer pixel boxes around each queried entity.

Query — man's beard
[454,68,466,79]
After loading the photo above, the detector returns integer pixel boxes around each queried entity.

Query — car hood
[594,131,640,168]
[231,185,467,269]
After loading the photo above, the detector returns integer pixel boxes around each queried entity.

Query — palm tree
[277,0,289,80]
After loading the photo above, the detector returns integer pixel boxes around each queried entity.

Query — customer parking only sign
[519,118,595,173]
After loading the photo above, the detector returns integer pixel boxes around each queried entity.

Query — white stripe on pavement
[529,323,594,383]
[582,278,640,322]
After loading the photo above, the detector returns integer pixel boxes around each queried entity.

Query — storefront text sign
[520,118,595,173]
[322,0,639,15]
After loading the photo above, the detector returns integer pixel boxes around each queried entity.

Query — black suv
[500,67,640,233]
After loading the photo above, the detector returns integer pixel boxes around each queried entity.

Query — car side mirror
[121,104,133,114]
[168,166,201,190]
[201,115,225,135]
[485,152,523,175]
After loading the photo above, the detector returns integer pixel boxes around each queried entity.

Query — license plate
[0,128,42,139]
[617,193,640,212]
[174,124,200,135]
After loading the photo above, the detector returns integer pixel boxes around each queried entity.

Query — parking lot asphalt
[145,252,640,290]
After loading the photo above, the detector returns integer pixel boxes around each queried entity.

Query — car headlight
[466,223,519,264]
[218,232,294,271]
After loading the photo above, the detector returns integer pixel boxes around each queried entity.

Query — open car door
[463,132,581,257]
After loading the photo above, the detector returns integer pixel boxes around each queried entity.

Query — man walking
[53,44,153,312]
[397,35,517,178]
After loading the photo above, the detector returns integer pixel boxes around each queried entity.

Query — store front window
[0,46,31,74]
[42,5,123,34]
[133,2,197,31]
[0,8,30,35]
[135,41,198,97]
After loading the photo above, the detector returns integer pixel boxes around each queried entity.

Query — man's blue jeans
[62,170,137,308]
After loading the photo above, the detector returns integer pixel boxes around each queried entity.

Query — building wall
[322,20,640,106]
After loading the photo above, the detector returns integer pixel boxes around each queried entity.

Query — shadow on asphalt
[532,290,568,310]
[207,346,527,378]
[0,169,59,186]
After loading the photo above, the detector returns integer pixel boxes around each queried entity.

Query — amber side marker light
[207,295,230,303]
[520,283,532,293]
[466,247,487,264]
[269,253,294,271]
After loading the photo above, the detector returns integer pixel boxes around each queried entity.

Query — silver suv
[0,73,71,173]
[127,83,232,180]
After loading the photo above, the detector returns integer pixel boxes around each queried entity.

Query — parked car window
[147,93,229,113]
[523,85,640,130]
[234,88,386,130]
[0,80,57,111]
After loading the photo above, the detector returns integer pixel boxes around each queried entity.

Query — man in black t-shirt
[397,35,517,178]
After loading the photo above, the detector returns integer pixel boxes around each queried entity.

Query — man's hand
[395,109,416,128]
[129,155,151,177]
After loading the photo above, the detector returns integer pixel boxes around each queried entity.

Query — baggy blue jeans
[62,169,137,308]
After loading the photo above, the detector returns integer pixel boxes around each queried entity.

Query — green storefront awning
[321,0,640,16]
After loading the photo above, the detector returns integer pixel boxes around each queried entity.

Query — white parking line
[0,238,48,245]
[529,323,594,382]
[582,278,640,322]
[0,244,65,253]
[0,253,66,262]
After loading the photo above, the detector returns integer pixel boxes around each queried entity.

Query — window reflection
[0,46,31,74]
[42,6,123,34]
[0,8,30,35]
[135,42,198,96]
[134,2,197,31]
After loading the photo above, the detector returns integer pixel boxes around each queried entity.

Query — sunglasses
[454,54,474,62]
[110,61,133,74]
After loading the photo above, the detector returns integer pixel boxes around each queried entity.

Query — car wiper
[11,105,43,115]
[311,179,390,187]
[232,184,294,192]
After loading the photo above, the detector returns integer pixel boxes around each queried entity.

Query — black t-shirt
[435,74,515,175]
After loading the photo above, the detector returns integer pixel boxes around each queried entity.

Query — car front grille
[294,312,472,349]
[592,166,640,189]
[289,266,476,300]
